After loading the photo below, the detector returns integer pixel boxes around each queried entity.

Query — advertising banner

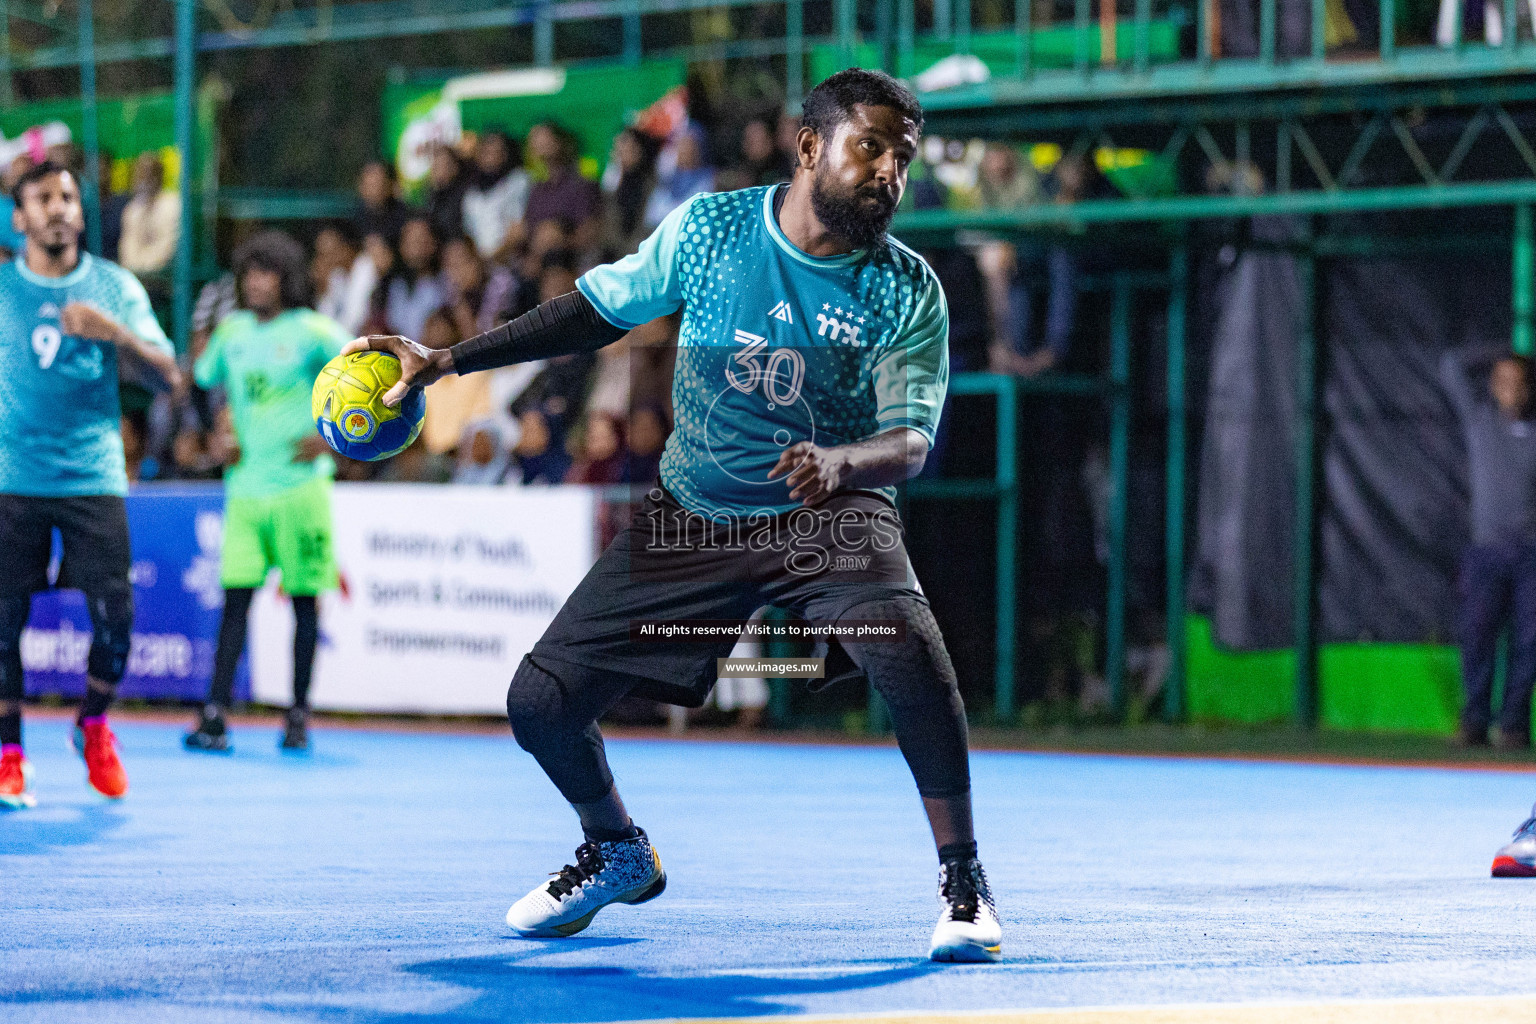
[249,484,597,715]
[23,485,232,702]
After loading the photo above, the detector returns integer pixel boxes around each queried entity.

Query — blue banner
[22,484,245,703]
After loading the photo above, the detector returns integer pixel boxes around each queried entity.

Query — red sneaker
[72,717,128,800]
[0,744,36,809]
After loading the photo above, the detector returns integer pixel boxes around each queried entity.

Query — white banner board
[251,484,597,714]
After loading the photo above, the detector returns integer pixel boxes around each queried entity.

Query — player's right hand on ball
[340,335,453,407]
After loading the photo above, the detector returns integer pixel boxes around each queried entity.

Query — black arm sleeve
[448,290,628,375]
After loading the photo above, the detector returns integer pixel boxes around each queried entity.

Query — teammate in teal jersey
[183,231,349,755]
[352,70,1001,961]
[0,161,181,808]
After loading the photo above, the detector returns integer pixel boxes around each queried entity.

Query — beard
[809,168,898,251]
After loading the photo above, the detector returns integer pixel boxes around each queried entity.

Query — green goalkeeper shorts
[220,477,337,594]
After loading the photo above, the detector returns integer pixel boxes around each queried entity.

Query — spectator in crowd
[992,153,1087,377]
[724,117,793,189]
[600,128,660,257]
[1441,348,1536,750]
[311,223,358,327]
[511,407,571,485]
[441,235,515,338]
[462,129,530,264]
[625,402,668,485]
[0,155,29,261]
[970,143,1039,373]
[383,216,445,342]
[353,159,408,247]
[339,231,392,335]
[118,152,181,277]
[565,411,627,485]
[522,121,602,251]
[424,144,468,243]
[454,419,514,485]
[417,308,492,458]
[645,123,715,230]
[96,149,129,261]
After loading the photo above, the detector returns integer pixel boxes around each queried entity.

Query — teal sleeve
[194,322,226,389]
[575,196,693,329]
[120,271,173,356]
[873,275,949,445]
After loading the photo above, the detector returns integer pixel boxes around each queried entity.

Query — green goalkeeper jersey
[195,308,349,499]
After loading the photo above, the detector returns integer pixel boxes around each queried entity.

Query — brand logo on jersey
[37,302,59,320]
[817,302,868,346]
[815,313,863,346]
[768,300,794,324]
[734,328,766,346]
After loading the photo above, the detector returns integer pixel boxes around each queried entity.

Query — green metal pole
[1164,244,1188,722]
[622,0,641,64]
[1107,275,1132,720]
[957,0,972,55]
[0,3,12,110]
[1379,0,1394,59]
[876,0,895,71]
[1294,233,1319,728]
[172,0,195,354]
[1311,0,1326,59]
[1261,0,1277,64]
[1075,0,1091,73]
[79,0,102,256]
[837,0,856,69]
[1015,0,1032,78]
[1515,204,1533,356]
[787,0,804,110]
[534,2,554,66]
[995,375,1019,722]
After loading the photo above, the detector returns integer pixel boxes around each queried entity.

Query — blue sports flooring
[4,717,1536,1023]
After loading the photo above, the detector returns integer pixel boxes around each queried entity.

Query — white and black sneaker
[929,857,1002,962]
[506,828,667,937]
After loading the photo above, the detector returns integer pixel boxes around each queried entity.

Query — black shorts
[0,494,132,600]
[531,487,926,706]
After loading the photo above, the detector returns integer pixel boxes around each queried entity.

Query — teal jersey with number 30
[578,184,949,517]
[0,253,172,497]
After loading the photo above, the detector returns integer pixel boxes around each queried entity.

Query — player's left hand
[767,441,848,507]
[61,302,124,344]
[291,434,332,463]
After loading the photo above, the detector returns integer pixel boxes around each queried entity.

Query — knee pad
[506,655,564,751]
[839,597,959,700]
[86,591,134,685]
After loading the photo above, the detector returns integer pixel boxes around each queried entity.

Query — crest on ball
[311,349,425,462]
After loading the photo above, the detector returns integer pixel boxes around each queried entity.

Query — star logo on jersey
[815,308,867,346]
[768,300,794,325]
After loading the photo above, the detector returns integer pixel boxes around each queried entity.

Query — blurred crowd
[0,107,1100,495]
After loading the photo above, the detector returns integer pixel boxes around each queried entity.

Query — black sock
[938,840,978,864]
[78,681,115,720]
[0,710,19,747]
[583,822,640,844]
[209,588,254,708]
[291,596,318,709]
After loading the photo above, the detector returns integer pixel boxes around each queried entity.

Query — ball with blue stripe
[311,350,426,462]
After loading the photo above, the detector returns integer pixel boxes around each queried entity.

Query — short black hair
[10,160,75,206]
[232,230,310,310]
[800,68,924,141]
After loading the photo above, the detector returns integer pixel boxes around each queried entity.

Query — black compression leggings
[506,597,971,804]
[208,589,319,709]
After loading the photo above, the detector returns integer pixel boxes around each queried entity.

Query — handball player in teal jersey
[0,161,180,808]
[350,70,1002,961]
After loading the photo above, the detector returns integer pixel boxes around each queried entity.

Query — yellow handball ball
[311,349,426,461]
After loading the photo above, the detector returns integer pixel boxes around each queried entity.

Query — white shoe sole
[929,940,1002,963]
[0,761,37,809]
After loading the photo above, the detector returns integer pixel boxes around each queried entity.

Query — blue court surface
[6,716,1536,1024]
